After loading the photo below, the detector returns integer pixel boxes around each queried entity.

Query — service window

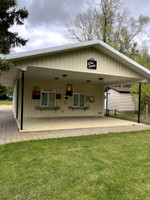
[41,90,56,107]
[73,93,85,107]
[41,92,48,106]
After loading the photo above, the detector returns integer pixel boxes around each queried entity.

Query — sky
[11,0,150,52]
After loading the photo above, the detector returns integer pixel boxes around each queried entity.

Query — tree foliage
[66,0,150,55]
[0,84,7,97]
[0,0,28,74]
[0,58,14,75]
[130,47,150,111]
[131,83,150,111]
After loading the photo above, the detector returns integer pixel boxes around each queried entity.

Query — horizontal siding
[105,89,137,111]
[118,93,137,111]
[14,47,142,78]
[104,89,119,110]
[18,79,104,118]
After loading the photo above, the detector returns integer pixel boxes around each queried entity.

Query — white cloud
[11,24,69,52]
[12,0,150,52]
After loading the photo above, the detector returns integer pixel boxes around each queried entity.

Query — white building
[0,40,150,131]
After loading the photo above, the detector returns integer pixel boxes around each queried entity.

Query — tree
[92,0,121,43]
[66,0,150,55]
[130,83,150,112]
[0,0,28,73]
[112,15,150,55]
[130,47,150,112]
[66,9,96,42]
[0,84,7,99]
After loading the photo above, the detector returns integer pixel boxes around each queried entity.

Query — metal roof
[109,87,131,93]
[1,40,150,80]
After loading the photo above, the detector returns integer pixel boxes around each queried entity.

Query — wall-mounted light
[54,77,59,80]
[98,78,103,80]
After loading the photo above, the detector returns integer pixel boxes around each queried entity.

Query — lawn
[0,131,150,200]
[110,111,150,125]
[0,100,12,105]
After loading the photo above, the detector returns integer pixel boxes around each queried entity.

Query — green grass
[1,131,150,200]
[0,100,12,105]
[110,111,150,125]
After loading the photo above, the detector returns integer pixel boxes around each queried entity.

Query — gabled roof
[1,40,150,80]
[109,87,131,93]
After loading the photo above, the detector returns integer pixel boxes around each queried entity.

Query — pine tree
[0,0,28,73]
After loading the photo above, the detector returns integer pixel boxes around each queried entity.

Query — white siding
[105,89,137,112]
[14,47,142,79]
[18,79,105,118]
[118,93,137,111]
[105,89,120,110]
[13,80,17,118]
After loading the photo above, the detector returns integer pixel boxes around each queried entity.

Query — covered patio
[17,116,139,132]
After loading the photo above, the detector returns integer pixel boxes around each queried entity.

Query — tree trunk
[146,104,149,119]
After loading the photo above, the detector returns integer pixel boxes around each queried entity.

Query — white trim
[26,65,143,79]
[105,78,147,86]
[21,67,27,72]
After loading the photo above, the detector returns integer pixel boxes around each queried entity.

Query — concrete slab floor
[17,116,140,132]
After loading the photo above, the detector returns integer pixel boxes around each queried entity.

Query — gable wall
[14,47,142,78]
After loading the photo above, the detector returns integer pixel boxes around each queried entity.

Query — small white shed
[105,87,137,112]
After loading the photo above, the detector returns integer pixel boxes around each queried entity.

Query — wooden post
[146,104,148,119]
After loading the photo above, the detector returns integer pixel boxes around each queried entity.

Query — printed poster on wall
[32,86,41,99]
[66,84,73,96]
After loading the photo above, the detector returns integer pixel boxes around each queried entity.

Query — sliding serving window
[73,93,85,107]
[41,90,56,107]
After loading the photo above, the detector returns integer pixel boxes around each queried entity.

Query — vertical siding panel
[23,79,105,118]
[14,47,142,80]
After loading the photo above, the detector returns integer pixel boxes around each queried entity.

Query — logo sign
[87,58,97,70]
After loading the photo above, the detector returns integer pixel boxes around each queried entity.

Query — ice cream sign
[87,58,97,70]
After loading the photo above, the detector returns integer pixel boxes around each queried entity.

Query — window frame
[72,92,86,107]
[40,89,56,107]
